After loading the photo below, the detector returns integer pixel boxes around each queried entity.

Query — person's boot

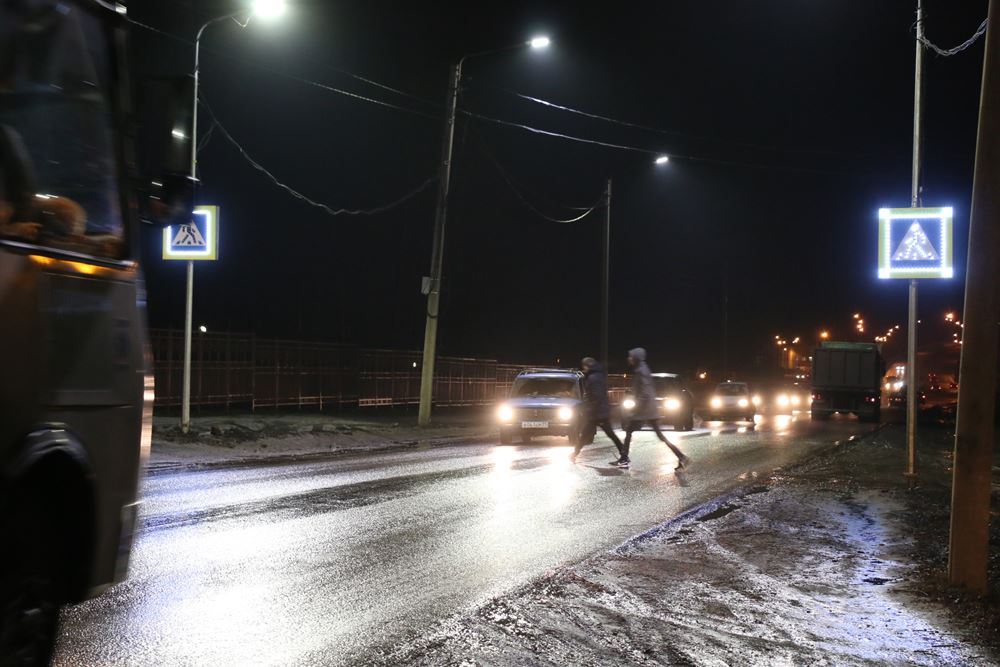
[676,454,691,470]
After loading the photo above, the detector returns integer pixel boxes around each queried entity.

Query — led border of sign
[877,206,952,280]
[163,206,219,261]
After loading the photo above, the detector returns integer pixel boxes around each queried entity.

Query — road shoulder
[388,425,1000,665]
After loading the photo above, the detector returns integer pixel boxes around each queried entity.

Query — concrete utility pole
[904,0,925,476]
[949,0,1000,594]
[601,178,612,370]
[418,61,462,426]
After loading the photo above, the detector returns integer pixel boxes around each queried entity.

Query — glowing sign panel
[163,206,219,261]
[877,207,952,279]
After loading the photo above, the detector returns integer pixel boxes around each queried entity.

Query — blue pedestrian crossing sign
[877,207,952,279]
[163,205,219,261]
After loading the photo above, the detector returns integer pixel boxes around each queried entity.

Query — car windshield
[716,384,747,396]
[512,377,578,399]
[653,376,680,394]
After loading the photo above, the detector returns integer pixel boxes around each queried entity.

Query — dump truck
[810,342,884,422]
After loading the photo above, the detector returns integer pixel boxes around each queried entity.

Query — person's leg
[652,419,688,464]
[621,420,639,460]
[598,419,624,457]
[574,419,598,458]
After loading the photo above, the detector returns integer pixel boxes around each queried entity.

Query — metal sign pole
[182,260,194,432]
[905,0,924,477]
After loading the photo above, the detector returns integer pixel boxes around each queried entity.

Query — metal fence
[151,329,616,411]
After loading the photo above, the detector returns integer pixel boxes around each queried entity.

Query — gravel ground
[386,424,1000,666]
[149,411,495,470]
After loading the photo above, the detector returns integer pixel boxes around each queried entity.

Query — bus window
[0,3,126,259]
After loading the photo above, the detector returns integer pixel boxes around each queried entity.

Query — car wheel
[681,413,694,431]
[521,433,532,444]
[499,429,512,445]
[811,410,830,421]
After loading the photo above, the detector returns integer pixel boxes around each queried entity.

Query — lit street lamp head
[654,155,670,165]
[253,0,286,20]
[529,36,551,49]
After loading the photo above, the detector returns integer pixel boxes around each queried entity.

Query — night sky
[131,0,988,374]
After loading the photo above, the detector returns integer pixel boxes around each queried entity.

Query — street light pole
[417,37,550,426]
[181,3,285,433]
[904,0,924,475]
[418,60,463,427]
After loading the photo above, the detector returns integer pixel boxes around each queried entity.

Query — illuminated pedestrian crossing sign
[163,205,219,260]
[878,207,952,279]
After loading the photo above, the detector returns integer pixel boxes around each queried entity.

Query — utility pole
[722,273,729,379]
[418,61,462,426]
[949,0,999,594]
[601,178,612,370]
[905,0,925,476]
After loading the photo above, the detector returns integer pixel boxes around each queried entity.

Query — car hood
[505,396,580,409]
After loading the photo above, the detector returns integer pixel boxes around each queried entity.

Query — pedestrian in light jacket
[620,347,690,470]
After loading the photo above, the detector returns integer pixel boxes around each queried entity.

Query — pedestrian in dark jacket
[572,357,625,464]
[619,347,690,470]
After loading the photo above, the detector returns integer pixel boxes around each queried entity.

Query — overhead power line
[918,17,988,57]
[199,96,436,216]
[487,86,861,158]
[473,130,604,224]
[123,16,439,120]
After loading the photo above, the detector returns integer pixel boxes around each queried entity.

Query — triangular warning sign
[172,223,207,247]
[892,222,938,261]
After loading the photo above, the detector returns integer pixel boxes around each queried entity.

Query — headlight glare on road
[665,398,681,411]
[557,406,573,421]
[711,397,722,408]
[738,398,749,408]
[622,398,636,410]
[497,405,514,422]
[777,394,790,408]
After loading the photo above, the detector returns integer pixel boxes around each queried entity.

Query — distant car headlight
[752,395,762,406]
[711,397,722,408]
[557,406,574,421]
[622,398,636,410]
[790,395,801,407]
[777,394,790,408]
[738,398,749,408]
[894,381,903,391]
[665,398,681,411]
[497,405,514,422]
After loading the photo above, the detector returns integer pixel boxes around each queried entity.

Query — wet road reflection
[55,416,874,666]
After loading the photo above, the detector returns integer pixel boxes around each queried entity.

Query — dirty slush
[386,425,1000,666]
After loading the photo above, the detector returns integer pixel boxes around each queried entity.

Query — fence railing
[150,329,630,410]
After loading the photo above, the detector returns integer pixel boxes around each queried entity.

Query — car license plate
[522,421,548,429]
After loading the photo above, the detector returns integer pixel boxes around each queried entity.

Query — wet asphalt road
[54,414,873,666]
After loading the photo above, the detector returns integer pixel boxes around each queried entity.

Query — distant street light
[198,325,208,333]
[820,330,830,340]
[179,3,287,434]
[418,36,550,427]
[654,155,670,165]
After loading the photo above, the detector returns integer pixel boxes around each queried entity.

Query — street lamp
[179,2,286,433]
[820,330,830,340]
[418,36,550,426]
[654,155,670,165]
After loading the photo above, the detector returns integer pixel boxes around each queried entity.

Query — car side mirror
[137,77,196,227]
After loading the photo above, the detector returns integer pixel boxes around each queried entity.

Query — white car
[704,381,756,422]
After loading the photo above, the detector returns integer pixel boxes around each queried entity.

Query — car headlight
[622,398,636,410]
[498,405,514,422]
[665,398,681,411]
[752,395,762,406]
[711,397,722,408]
[557,406,574,422]
[790,395,801,407]
[738,398,749,408]
[777,394,790,408]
